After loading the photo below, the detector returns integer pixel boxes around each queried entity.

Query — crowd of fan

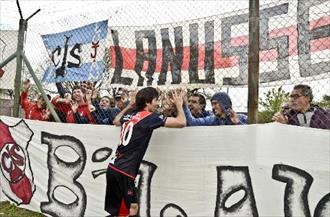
[20,80,330,129]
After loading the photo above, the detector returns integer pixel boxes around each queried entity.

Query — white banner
[0,116,329,217]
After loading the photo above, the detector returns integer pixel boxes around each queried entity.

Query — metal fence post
[0,52,17,69]
[21,53,61,122]
[248,0,260,124]
[13,19,26,117]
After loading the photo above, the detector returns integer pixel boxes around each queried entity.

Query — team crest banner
[41,20,108,83]
[108,0,330,88]
[0,116,329,217]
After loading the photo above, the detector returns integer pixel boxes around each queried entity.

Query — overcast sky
[0,1,134,29]
[0,0,252,29]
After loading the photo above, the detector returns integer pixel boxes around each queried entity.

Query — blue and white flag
[41,20,108,83]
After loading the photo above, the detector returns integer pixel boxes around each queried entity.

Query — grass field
[0,201,44,217]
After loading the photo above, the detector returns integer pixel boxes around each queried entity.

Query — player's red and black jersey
[109,110,166,179]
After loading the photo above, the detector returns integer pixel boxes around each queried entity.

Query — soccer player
[105,87,186,217]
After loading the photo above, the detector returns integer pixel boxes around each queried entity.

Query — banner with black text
[108,0,330,88]
[0,116,329,217]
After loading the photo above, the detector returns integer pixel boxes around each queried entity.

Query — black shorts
[104,166,137,216]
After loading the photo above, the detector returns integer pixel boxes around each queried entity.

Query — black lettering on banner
[160,203,188,217]
[51,46,61,67]
[51,35,83,78]
[297,0,330,78]
[40,132,87,217]
[68,43,82,68]
[272,164,313,217]
[222,4,292,85]
[91,147,113,179]
[110,29,133,85]
[314,193,330,217]
[90,41,99,59]
[214,166,259,217]
[188,23,200,83]
[55,35,71,78]
[91,147,113,162]
[204,20,215,84]
[221,14,249,86]
[135,30,157,86]
[136,161,157,217]
[188,21,215,84]
[158,27,183,85]
[259,3,290,83]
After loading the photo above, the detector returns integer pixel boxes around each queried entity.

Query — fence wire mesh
[0,0,329,127]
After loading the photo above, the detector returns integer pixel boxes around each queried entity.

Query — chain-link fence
[0,0,329,127]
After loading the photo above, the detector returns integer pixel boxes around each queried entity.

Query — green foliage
[257,110,275,124]
[258,87,289,123]
[315,95,330,109]
[0,201,44,217]
[259,87,290,112]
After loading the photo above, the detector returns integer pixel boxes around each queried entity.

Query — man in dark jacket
[188,93,212,118]
[184,91,247,126]
[272,84,330,129]
[92,96,120,125]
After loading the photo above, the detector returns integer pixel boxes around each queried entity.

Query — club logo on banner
[0,120,35,205]
[41,20,108,83]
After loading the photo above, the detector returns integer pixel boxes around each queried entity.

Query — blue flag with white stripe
[41,20,108,83]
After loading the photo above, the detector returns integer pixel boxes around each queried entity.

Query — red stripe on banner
[110,16,330,72]
[0,68,4,78]
[310,15,330,30]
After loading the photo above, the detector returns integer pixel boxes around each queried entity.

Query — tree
[258,87,289,123]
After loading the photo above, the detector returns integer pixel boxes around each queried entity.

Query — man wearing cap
[184,92,247,126]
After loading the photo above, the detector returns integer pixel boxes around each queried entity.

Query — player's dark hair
[135,87,159,111]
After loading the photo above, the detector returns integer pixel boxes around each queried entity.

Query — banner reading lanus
[108,0,330,88]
